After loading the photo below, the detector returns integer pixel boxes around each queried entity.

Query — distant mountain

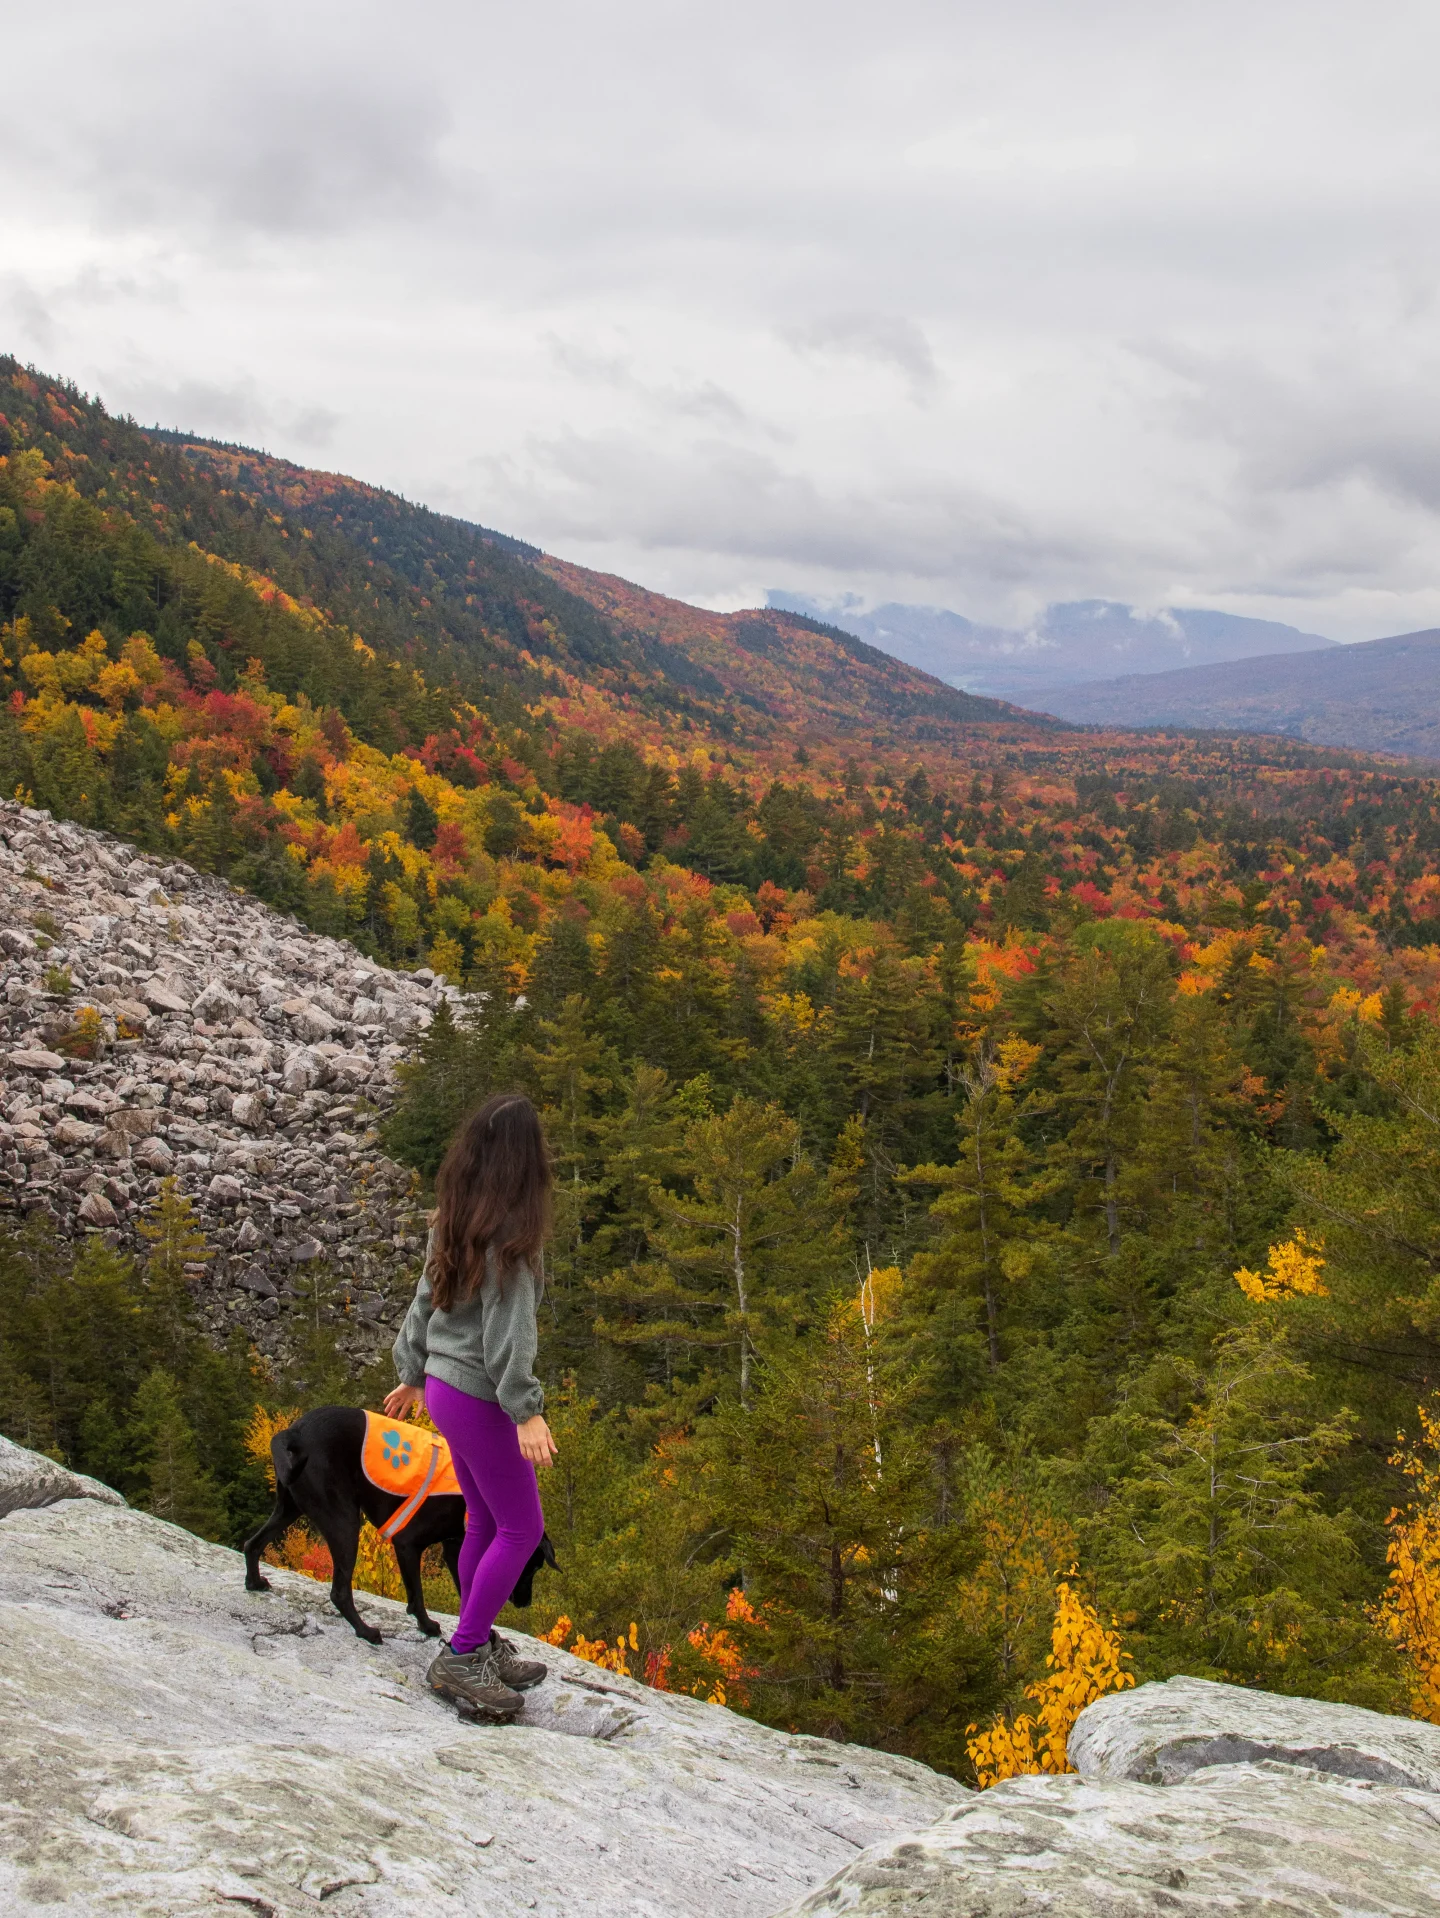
[766,593,1335,703]
[1029,628,1440,762]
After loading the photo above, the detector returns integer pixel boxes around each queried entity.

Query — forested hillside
[8,357,1440,1781]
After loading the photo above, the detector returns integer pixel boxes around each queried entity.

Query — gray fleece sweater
[392,1230,545,1423]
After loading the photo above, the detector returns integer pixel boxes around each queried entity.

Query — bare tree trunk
[974,1118,1001,1370]
[731,1195,750,1408]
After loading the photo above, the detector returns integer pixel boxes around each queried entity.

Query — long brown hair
[430,1093,552,1309]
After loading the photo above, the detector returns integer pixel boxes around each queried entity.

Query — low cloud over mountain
[767,593,1335,705]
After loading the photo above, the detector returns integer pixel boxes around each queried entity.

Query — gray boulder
[785,1678,1440,1916]
[1071,1672,1440,1793]
[191,978,241,1022]
[142,979,192,1015]
[131,1136,174,1173]
[782,1762,1440,1916]
[0,1433,125,1520]
[8,1047,65,1072]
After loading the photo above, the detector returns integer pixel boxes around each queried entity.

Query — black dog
[242,1405,557,1644]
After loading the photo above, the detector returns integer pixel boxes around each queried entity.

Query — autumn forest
[6,358,1440,1781]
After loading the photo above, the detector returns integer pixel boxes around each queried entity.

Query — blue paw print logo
[382,1428,413,1470]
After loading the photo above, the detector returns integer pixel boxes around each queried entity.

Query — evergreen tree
[594,1096,834,1403]
[1041,920,1176,1262]
[827,944,940,1238]
[701,1279,993,1758]
[905,1036,1052,1383]
[405,783,440,850]
[129,1366,228,1540]
[1077,1321,1392,1703]
[383,998,486,1176]
[136,1178,208,1373]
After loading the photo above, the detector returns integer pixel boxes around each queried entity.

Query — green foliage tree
[1077,1322,1393,1703]
[594,1096,833,1403]
[129,1366,229,1540]
[700,1280,995,1760]
[136,1178,208,1372]
[382,993,523,1177]
[905,1037,1051,1381]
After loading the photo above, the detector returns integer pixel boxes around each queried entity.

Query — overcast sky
[5,0,1440,640]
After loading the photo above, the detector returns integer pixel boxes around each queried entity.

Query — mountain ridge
[1031,626,1440,762]
[0,363,1037,757]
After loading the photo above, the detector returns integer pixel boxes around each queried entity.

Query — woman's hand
[383,1383,425,1419]
[517,1415,557,1468]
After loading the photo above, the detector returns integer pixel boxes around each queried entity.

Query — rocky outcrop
[0,802,448,1357]
[0,1431,125,1520]
[8,1440,1440,1917]
[0,1442,957,1916]
[785,1679,1440,1915]
[1070,1670,1440,1793]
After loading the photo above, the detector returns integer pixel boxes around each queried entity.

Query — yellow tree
[1373,1399,1440,1723]
[966,1582,1134,1787]
[953,1486,1077,1687]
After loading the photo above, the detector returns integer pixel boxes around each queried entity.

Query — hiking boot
[427,1642,524,1720]
[487,1629,548,1691]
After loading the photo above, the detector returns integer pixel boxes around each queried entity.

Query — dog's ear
[540,1529,559,1570]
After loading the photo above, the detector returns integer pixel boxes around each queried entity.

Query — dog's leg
[242,1486,301,1592]
[392,1535,440,1636]
[318,1508,384,1645]
[441,1532,464,1612]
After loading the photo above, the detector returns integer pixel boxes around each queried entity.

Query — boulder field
[0,801,437,1361]
[4,1436,1439,1915]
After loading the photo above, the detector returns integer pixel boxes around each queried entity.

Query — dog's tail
[270,1424,306,1489]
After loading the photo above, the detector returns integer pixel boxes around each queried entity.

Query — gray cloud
[0,276,57,353]
[544,338,756,430]
[783,313,942,398]
[112,372,342,454]
[1157,341,1440,514]
[475,425,1101,582]
[4,0,1440,638]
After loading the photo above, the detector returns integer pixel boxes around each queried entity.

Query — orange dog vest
[361,1411,463,1540]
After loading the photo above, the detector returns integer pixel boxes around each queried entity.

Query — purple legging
[424,1376,545,1655]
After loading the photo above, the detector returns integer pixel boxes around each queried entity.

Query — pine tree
[905,1036,1051,1377]
[1286,1020,1440,1457]
[382,998,485,1176]
[136,1178,208,1373]
[526,994,617,1374]
[1042,920,1175,1262]
[129,1366,228,1539]
[827,944,942,1240]
[593,1096,834,1403]
[405,783,440,851]
[1078,1320,1391,1701]
[700,1277,990,1755]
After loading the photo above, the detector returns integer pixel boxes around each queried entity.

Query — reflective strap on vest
[378,1440,442,1541]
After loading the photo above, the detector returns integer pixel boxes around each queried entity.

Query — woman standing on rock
[386,1092,557,1720]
